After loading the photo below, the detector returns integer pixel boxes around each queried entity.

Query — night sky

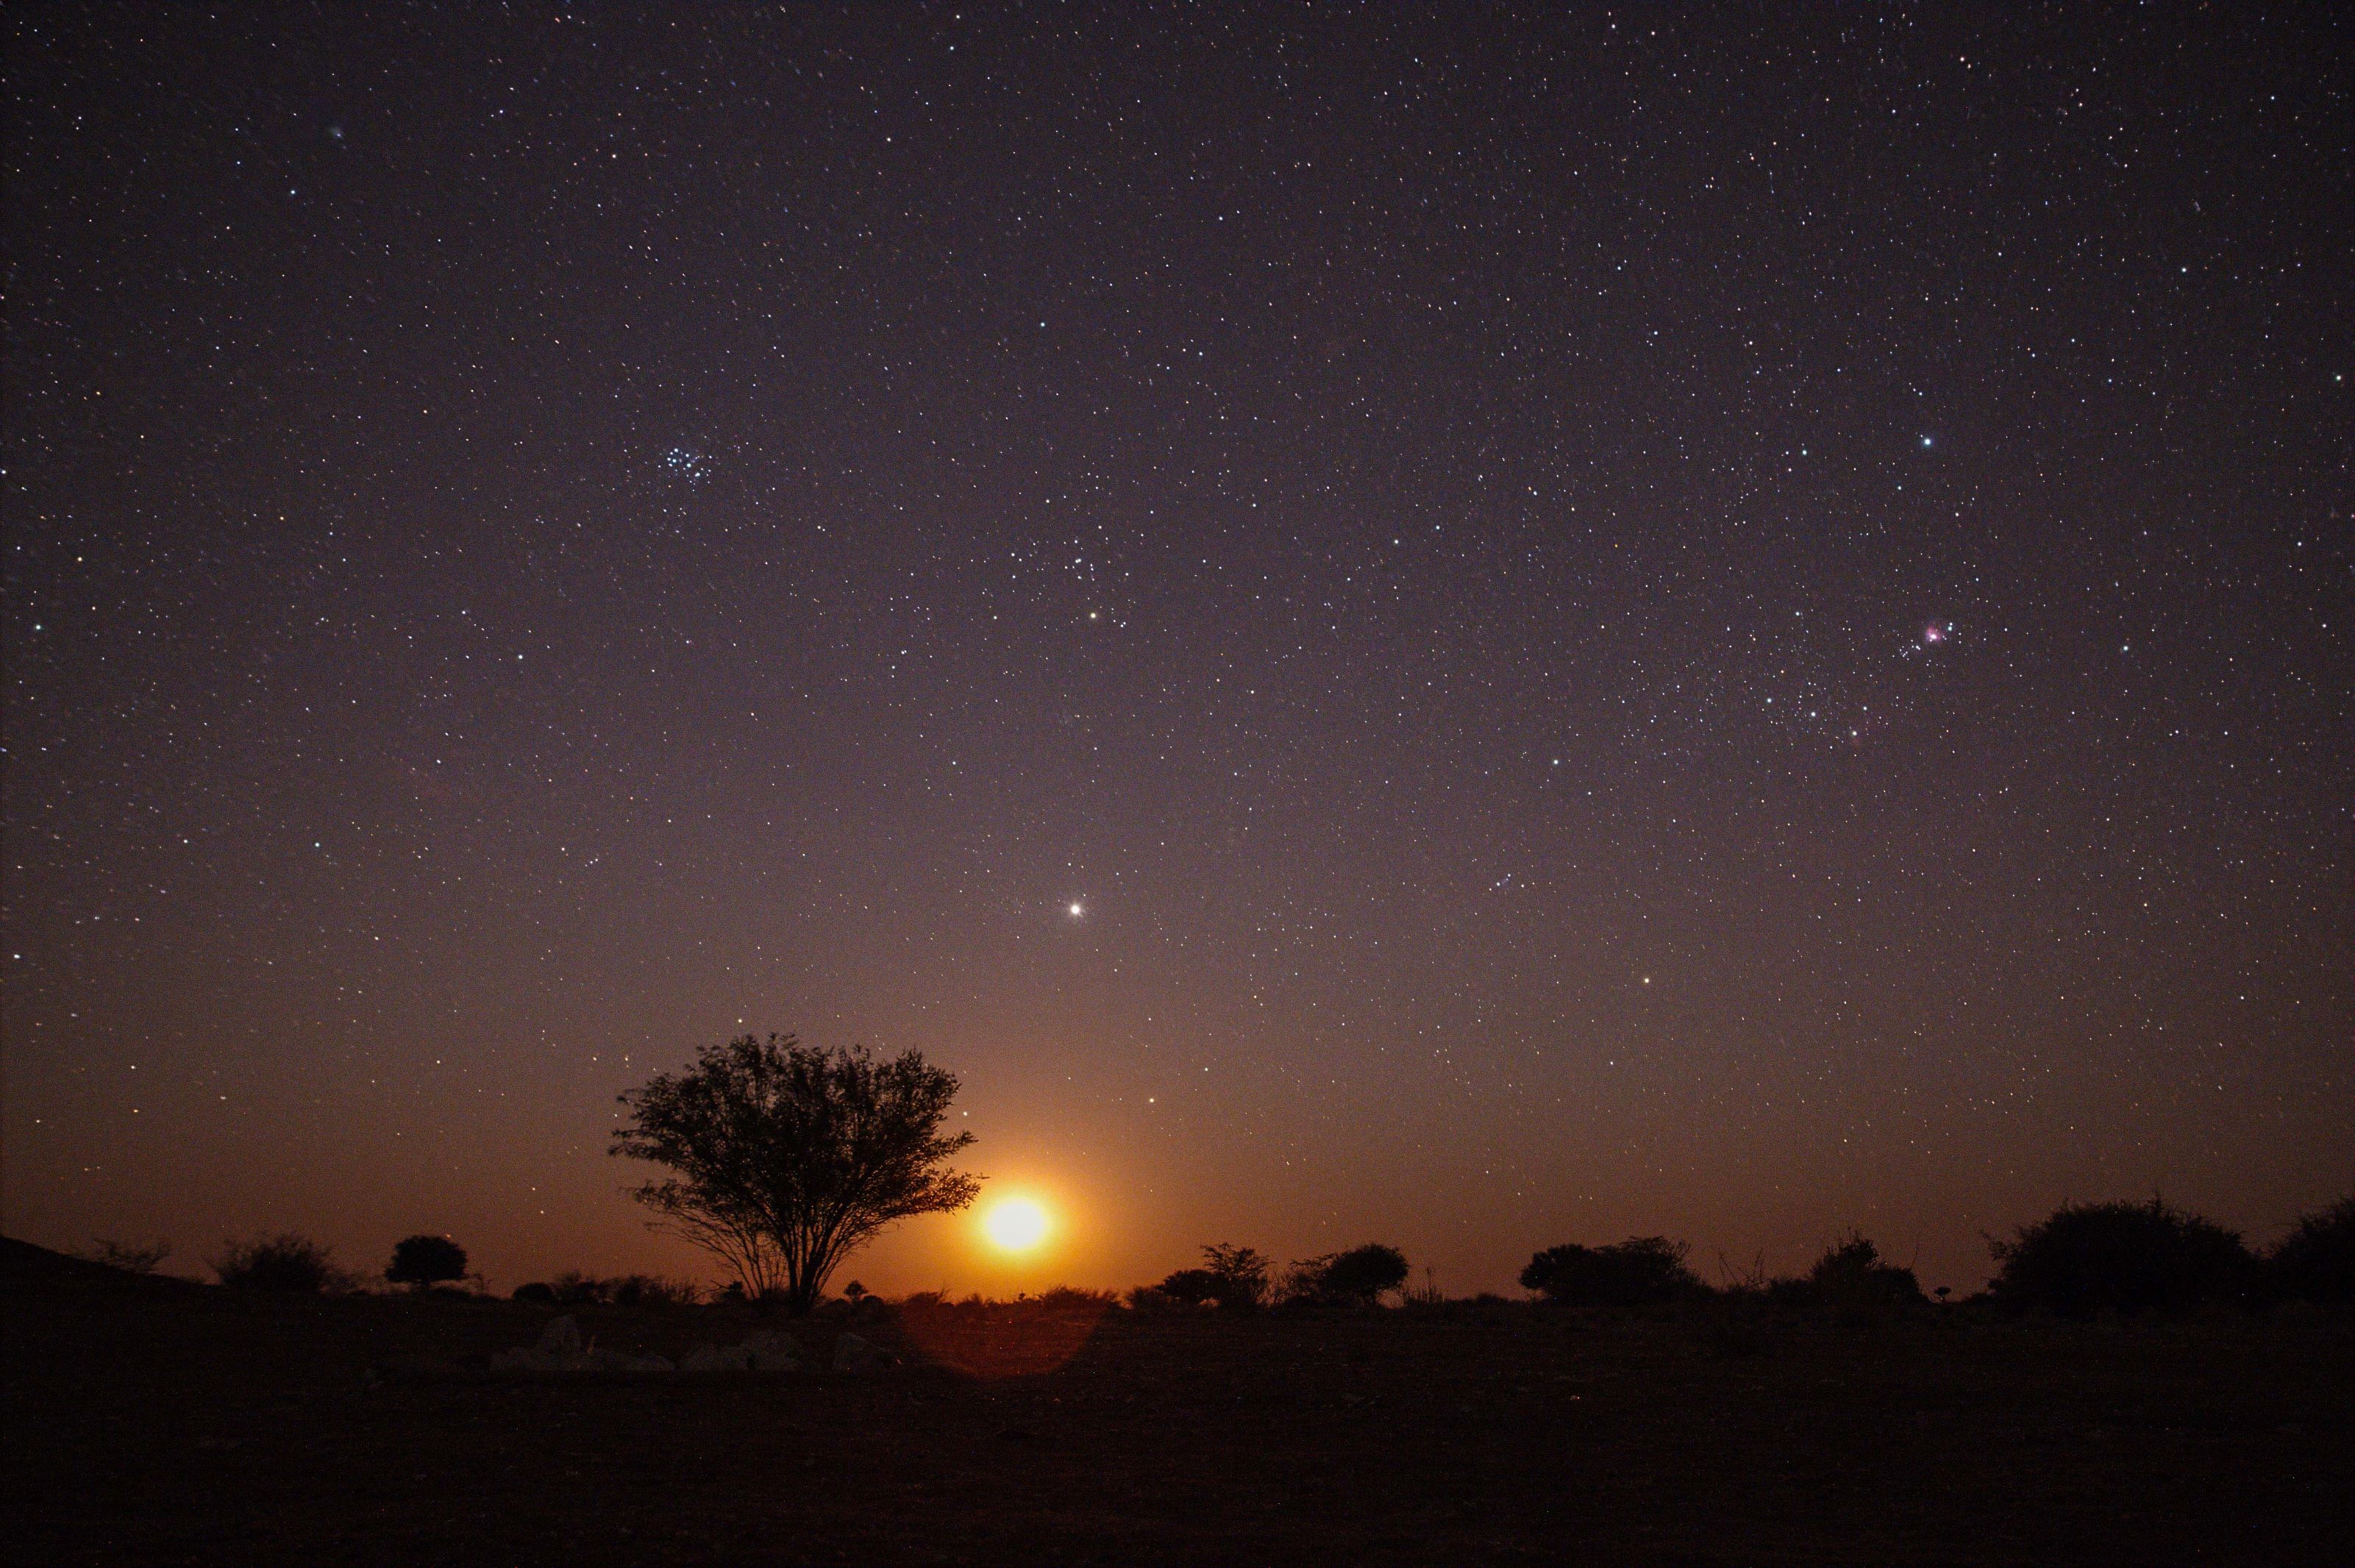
[6,4,2348,1299]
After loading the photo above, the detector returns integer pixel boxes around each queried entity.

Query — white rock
[742,1329,798,1372]
[537,1316,583,1355]
[489,1347,545,1373]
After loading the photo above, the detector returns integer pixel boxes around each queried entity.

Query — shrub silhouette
[1125,1282,1200,1311]
[1988,1199,2254,1315]
[546,1270,613,1305]
[2267,1196,2355,1305]
[85,1238,172,1275]
[1519,1237,1700,1306]
[385,1234,468,1290]
[1200,1243,1272,1308]
[213,1234,349,1294]
[610,1273,702,1308]
[1806,1233,1925,1310]
[1036,1286,1121,1310]
[519,1271,701,1305]
[1283,1244,1410,1305]
[1151,1267,1218,1305]
[1156,1245,1270,1309]
[1399,1266,1447,1308]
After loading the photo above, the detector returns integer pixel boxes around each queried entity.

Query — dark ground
[6,1239,2351,1565]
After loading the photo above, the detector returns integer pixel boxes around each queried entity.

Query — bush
[1988,1199,2254,1316]
[2267,1197,2355,1305]
[512,1281,558,1304]
[1036,1286,1121,1311]
[1155,1244,1271,1310]
[1282,1244,1411,1305]
[547,1270,613,1305]
[1200,1244,1272,1309]
[213,1234,352,1294]
[610,1273,702,1308]
[1519,1237,1701,1307]
[1399,1266,1447,1308]
[1152,1267,1219,1306]
[1806,1234,1925,1311]
[1124,1285,1195,1312]
[385,1234,469,1289]
[527,1271,702,1306]
[85,1239,172,1275]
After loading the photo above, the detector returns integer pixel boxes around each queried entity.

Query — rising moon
[982,1197,1051,1252]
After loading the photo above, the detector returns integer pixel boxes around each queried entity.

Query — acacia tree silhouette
[612,1034,980,1314]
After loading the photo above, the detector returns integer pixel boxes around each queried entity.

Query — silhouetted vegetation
[1989,1199,2254,1316]
[1399,1266,1447,1308]
[1150,1244,1272,1309]
[612,1033,978,1313]
[1519,1237,1701,1306]
[385,1234,469,1290]
[1282,1243,1410,1305]
[516,1270,703,1307]
[1805,1233,1925,1313]
[1200,1243,1272,1308]
[1147,1268,1216,1306]
[212,1234,352,1294]
[82,1238,172,1275]
[611,1273,703,1307]
[2266,1195,2355,1305]
[1035,1285,1121,1310]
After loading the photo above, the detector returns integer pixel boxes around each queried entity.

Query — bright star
[1068,902,1085,917]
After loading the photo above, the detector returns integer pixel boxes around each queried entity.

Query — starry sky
[6,4,2348,1298]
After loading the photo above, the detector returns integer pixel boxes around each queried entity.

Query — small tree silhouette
[2267,1196,2355,1304]
[213,1234,349,1294]
[1152,1266,1220,1305]
[1807,1233,1925,1308]
[1155,1245,1271,1309]
[385,1234,469,1290]
[1284,1244,1410,1305]
[1989,1198,2254,1315]
[1519,1237,1700,1306]
[85,1239,172,1275]
[1199,1243,1272,1309]
[612,1033,979,1314]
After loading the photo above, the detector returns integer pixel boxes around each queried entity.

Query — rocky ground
[5,1238,2351,1564]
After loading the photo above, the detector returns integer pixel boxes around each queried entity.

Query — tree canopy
[1291,1243,1411,1305]
[610,1033,979,1314]
[1519,1236,1700,1306]
[385,1233,469,1289]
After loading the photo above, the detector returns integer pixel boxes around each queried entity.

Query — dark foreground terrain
[6,1241,2351,1566]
